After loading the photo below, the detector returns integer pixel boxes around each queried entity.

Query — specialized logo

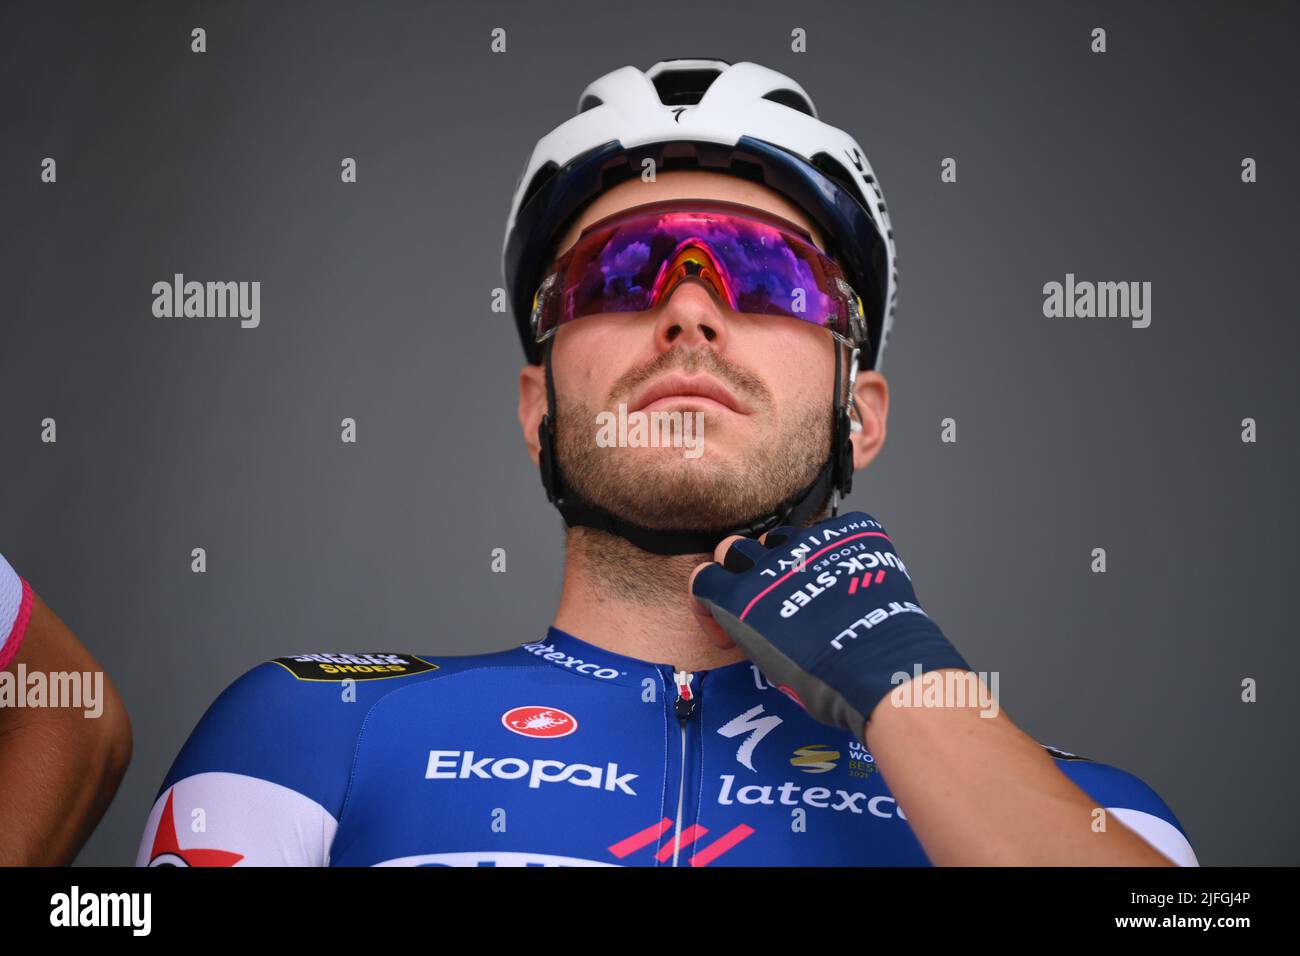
[426,750,639,795]
[519,642,622,680]
[271,652,438,682]
[502,705,578,738]
[790,744,840,774]
[717,704,783,772]
[846,145,867,174]
[145,790,243,867]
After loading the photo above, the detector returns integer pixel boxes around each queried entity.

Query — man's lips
[629,374,750,414]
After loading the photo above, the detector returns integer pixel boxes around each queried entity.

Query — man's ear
[848,369,888,471]
[518,363,547,466]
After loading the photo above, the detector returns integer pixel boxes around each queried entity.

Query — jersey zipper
[671,669,699,867]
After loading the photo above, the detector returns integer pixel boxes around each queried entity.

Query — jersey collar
[521,626,761,694]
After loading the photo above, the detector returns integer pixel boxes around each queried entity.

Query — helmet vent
[762,88,815,117]
[809,152,861,202]
[578,94,603,113]
[650,67,722,106]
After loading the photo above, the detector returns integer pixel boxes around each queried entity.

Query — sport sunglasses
[529,198,869,348]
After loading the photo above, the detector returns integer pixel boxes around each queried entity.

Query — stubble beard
[554,349,833,534]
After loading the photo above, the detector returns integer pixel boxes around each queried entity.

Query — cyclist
[137,59,1196,867]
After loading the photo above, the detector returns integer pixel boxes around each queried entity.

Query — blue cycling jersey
[137,626,1197,866]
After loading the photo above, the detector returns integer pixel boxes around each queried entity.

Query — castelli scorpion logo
[501,705,578,739]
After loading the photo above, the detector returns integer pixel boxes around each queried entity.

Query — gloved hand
[689,511,971,742]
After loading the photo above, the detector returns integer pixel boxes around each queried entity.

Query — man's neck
[552,527,747,674]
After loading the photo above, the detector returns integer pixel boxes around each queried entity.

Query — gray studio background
[1,0,1295,866]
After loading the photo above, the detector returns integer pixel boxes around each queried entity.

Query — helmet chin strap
[535,339,858,556]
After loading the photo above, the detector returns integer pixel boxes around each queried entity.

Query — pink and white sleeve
[0,552,35,672]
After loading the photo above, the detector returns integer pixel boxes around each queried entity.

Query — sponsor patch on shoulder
[271,652,439,682]
[1042,744,1091,762]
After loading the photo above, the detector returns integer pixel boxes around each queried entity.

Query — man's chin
[575,468,790,533]
[559,426,831,534]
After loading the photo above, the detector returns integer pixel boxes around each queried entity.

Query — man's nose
[651,278,731,354]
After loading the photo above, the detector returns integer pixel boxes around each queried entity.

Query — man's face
[518,170,874,533]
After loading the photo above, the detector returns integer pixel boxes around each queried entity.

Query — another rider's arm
[864,679,1181,866]
[0,586,133,865]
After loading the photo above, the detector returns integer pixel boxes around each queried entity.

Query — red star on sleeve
[149,789,245,867]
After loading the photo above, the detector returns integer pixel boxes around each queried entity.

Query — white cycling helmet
[501,57,899,370]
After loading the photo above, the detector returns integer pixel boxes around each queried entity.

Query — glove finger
[759,525,801,548]
[721,537,770,573]
[689,561,738,604]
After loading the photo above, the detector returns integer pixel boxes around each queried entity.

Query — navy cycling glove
[691,511,971,742]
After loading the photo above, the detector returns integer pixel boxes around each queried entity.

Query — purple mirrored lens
[534,202,852,339]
